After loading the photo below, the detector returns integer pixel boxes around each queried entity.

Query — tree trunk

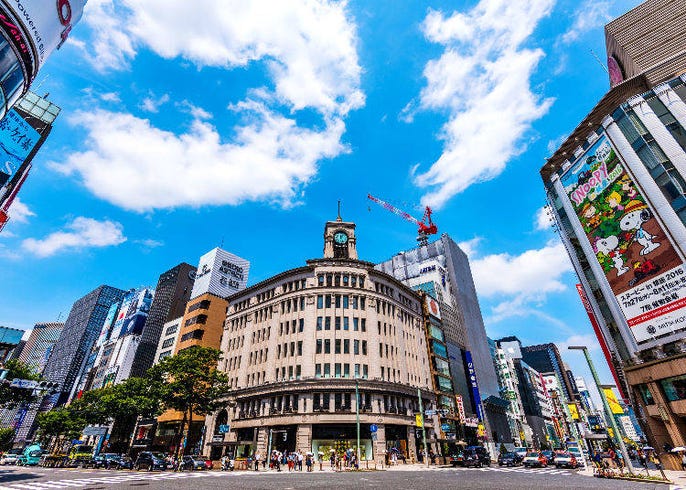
[174,411,187,464]
[187,407,193,456]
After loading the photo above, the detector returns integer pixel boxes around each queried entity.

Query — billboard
[0,0,86,75]
[561,134,686,344]
[0,109,39,190]
[603,388,624,414]
[190,247,250,299]
[424,295,442,320]
[110,288,154,339]
[95,301,119,348]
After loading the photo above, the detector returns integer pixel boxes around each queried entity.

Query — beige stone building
[204,215,439,463]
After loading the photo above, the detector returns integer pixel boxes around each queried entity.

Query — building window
[188,299,211,313]
[165,324,178,336]
[343,296,349,308]
[344,363,350,377]
[335,339,341,354]
[353,318,359,331]
[325,317,331,330]
[335,317,341,330]
[296,365,301,379]
[354,364,360,378]
[325,295,332,308]
[317,295,324,309]
[343,317,349,330]
[362,340,367,355]
[335,363,341,378]
[324,339,331,354]
[335,295,341,308]
[297,341,303,356]
[343,275,349,286]
[299,318,304,332]
[352,297,358,309]
[363,365,368,378]
[317,317,323,330]
[343,339,350,354]
[324,364,331,378]
[318,275,324,286]
[158,350,172,361]
[660,376,686,402]
[351,276,357,287]
[646,95,686,152]
[161,338,175,349]
[354,340,359,355]
[316,339,323,354]
[185,314,207,327]
[315,364,322,377]
[335,275,341,287]
[180,329,204,342]
[326,274,333,286]
[361,319,366,332]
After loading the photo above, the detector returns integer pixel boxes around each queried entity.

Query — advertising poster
[110,290,136,339]
[464,350,484,421]
[120,288,154,336]
[455,395,466,424]
[191,248,250,299]
[561,134,686,344]
[96,302,119,348]
[0,109,39,188]
[603,388,624,414]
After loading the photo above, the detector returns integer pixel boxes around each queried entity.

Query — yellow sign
[568,403,580,420]
[607,427,615,439]
[477,424,485,437]
[603,388,624,414]
[415,414,424,428]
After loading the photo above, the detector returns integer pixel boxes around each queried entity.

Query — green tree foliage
[0,427,15,452]
[0,360,42,409]
[148,346,230,457]
[36,407,87,452]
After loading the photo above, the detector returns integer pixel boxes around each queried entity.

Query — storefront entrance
[311,424,373,460]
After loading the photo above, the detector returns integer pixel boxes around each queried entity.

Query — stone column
[374,424,386,465]
[297,423,312,454]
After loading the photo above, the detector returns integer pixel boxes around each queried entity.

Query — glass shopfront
[311,424,373,461]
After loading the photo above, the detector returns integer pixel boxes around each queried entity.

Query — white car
[0,453,20,465]
[554,452,579,469]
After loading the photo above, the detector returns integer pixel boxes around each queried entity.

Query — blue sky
[0,0,644,396]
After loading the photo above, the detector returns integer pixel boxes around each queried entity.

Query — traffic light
[37,381,60,393]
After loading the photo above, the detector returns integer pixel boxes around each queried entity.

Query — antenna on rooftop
[590,49,609,74]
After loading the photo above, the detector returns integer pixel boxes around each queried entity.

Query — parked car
[449,452,464,467]
[181,455,207,471]
[541,450,556,464]
[466,446,491,466]
[522,452,548,468]
[109,455,133,470]
[134,452,167,471]
[513,447,528,460]
[497,452,520,466]
[0,450,21,465]
[554,452,579,469]
[567,448,586,467]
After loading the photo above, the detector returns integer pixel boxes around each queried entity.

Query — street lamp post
[568,346,634,475]
[355,378,360,468]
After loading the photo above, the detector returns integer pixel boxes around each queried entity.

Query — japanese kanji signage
[0,109,39,188]
[561,134,686,344]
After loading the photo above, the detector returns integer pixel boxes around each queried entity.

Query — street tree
[0,359,41,409]
[148,346,230,458]
[35,407,87,453]
[0,427,15,452]
[68,377,163,453]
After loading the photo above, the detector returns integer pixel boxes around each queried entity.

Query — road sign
[424,410,436,416]
[9,379,37,389]
[218,424,230,433]
[369,424,378,433]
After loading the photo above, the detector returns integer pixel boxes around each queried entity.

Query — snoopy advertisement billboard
[561,134,686,344]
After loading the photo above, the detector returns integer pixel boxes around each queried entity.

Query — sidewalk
[577,465,686,486]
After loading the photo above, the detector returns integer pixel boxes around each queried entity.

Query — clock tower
[324,204,357,260]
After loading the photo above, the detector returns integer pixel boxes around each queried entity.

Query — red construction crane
[367,193,437,245]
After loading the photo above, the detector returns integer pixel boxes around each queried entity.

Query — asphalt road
[0,464,673,489]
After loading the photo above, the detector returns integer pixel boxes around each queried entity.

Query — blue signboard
[369,424,378,433]
[218,424,230,434]
[0,109,39,188]
[464,350,484,421]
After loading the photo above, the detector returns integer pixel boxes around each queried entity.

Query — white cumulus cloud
[561,0,612,45]
[411,0,555,208]
[8,198,35,224]
[68,0,364,211]
[22,217,126,257]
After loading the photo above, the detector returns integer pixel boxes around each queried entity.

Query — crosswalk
[472,466,575,475]
[0,470,228,489]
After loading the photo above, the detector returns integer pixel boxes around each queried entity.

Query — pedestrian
[638,449,647,468]
[288,453,295,472]
[254,452,260,471]
[297,451,303,471]
[330,452,335,469]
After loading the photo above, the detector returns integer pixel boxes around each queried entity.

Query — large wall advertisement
[109,288,154,339]
[0,109,39,190]
[190,248,250,299]
[561,134,686,344]
[95,301,119,348]
[0,0,86,74]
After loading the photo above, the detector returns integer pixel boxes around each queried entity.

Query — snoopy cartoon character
[619,200,660,255]
[594,235,630,276]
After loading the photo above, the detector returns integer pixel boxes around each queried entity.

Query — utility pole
[569,346,634,475]
[417,388,428,467]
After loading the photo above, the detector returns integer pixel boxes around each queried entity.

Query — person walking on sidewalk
[253,452,260,471]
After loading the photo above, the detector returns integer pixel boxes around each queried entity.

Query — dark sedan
[497,452,520,466]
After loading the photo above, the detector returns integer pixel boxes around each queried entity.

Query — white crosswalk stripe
[473,467,573,475]
[2,470,231,488]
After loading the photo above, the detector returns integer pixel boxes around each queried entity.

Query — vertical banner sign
[455,395,466,424]
[603,388,624,414]
[464,351,484,421]
[415,414,424,428]
[567,403,580,421]
[561,134,686,343]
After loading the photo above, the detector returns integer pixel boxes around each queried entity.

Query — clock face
[334,232,348,245]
